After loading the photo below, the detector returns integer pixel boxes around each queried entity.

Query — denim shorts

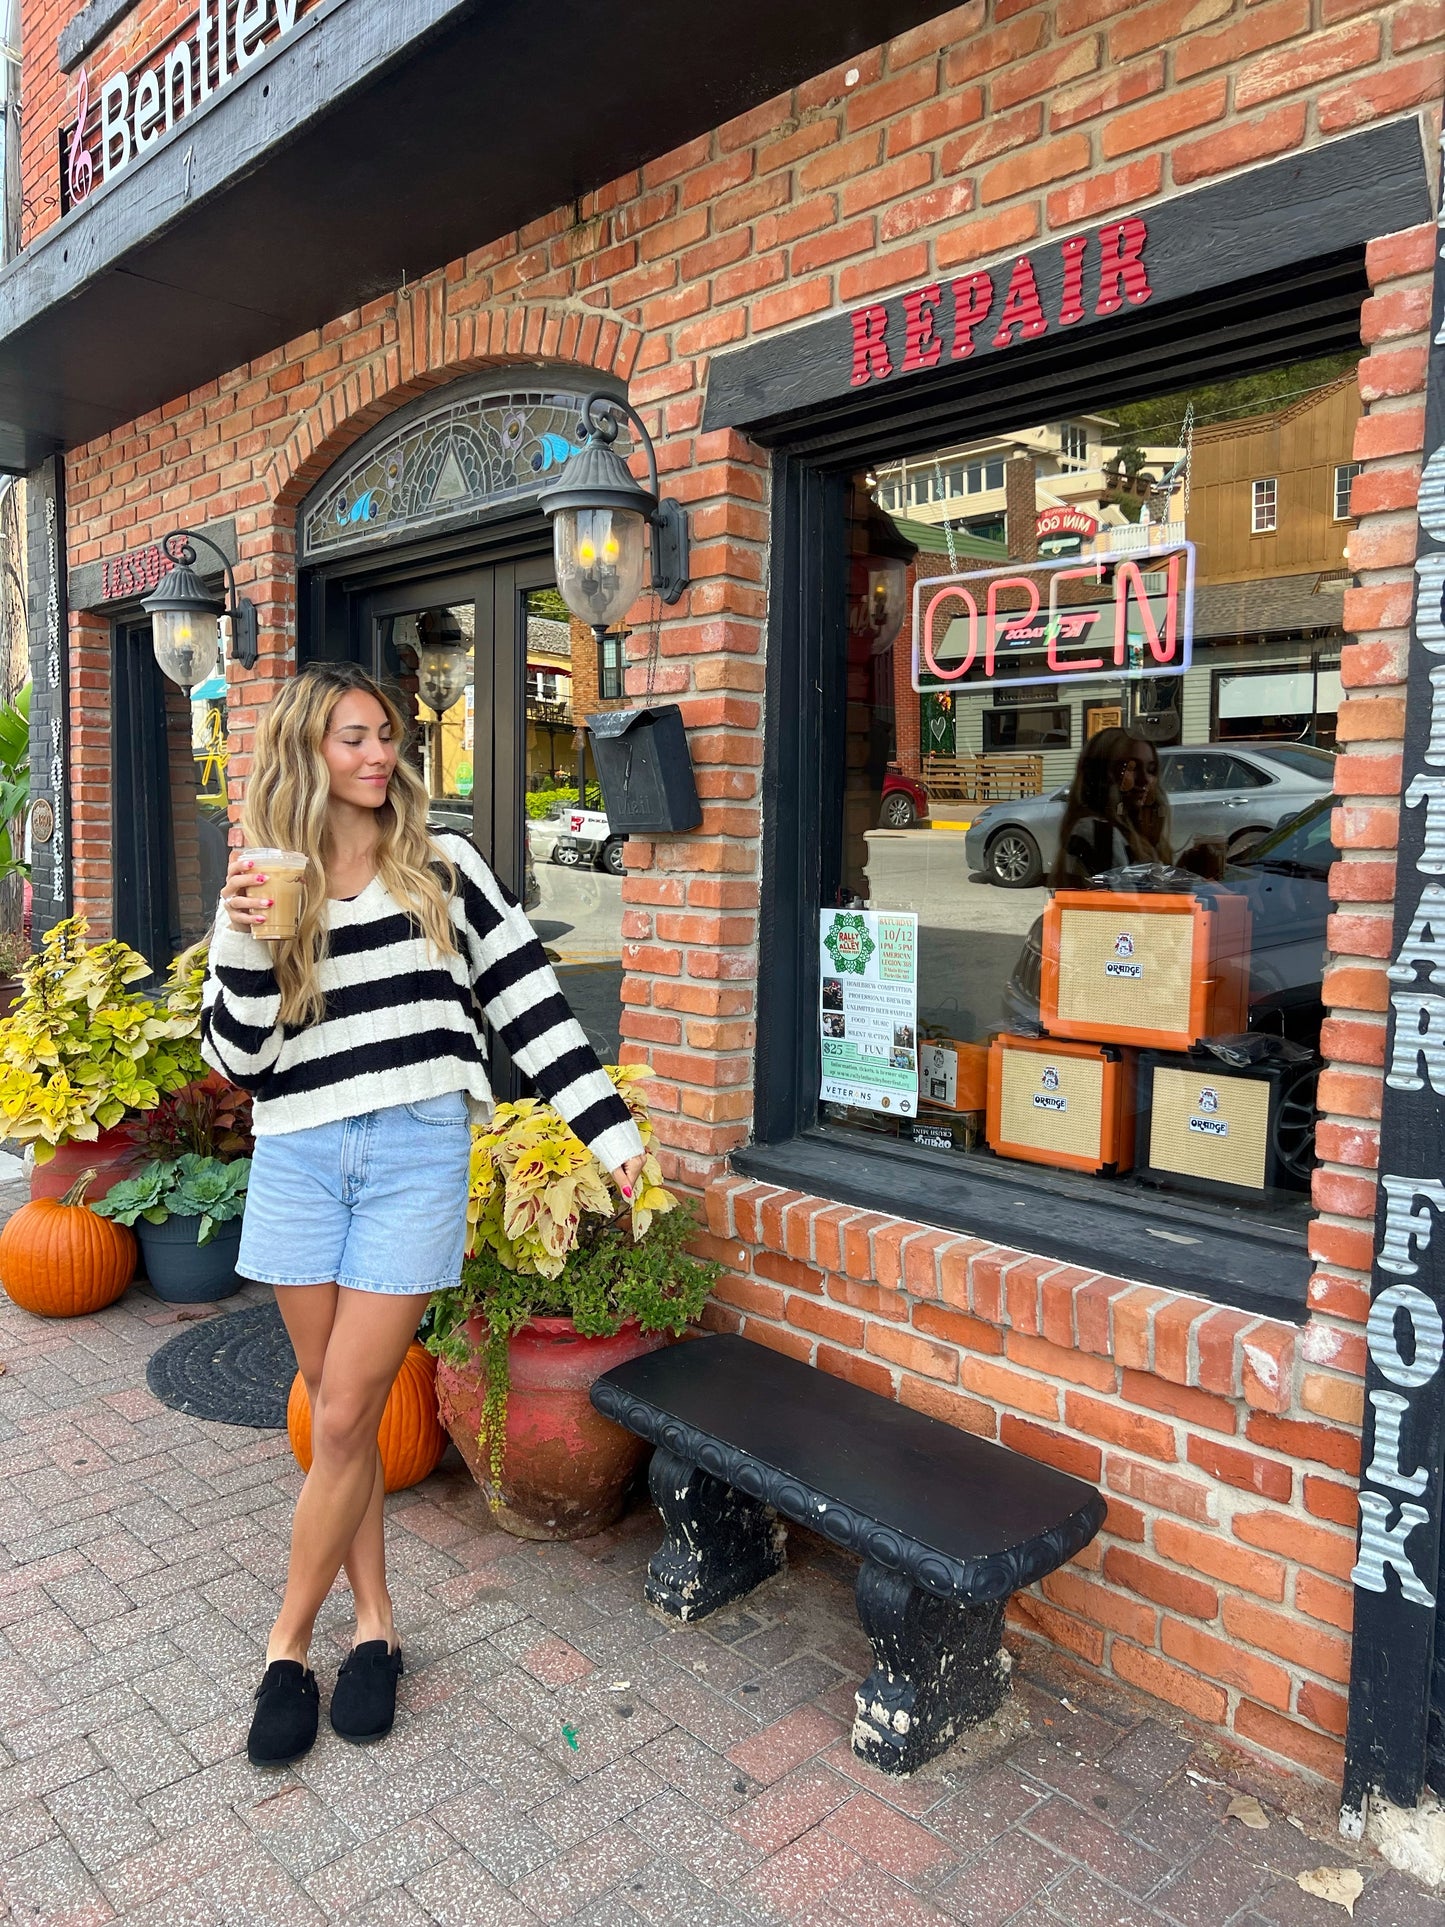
[238,1093,472,1296]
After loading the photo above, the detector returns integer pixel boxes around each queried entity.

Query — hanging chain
[930,455,960,572]
[641,584,662,702]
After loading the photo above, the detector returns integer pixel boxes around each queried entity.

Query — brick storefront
[13,0,1445,1807]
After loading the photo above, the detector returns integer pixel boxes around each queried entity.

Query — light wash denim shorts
[238,1093,472,1296]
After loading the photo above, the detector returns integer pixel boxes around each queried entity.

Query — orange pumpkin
[0,1171,137,1317]
[287,1340,446,1492]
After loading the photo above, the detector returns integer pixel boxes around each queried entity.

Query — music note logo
[67,68,94,207]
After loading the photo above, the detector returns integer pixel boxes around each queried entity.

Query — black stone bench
[591,1333,1107,1774]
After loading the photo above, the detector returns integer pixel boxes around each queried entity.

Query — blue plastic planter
[136,1216,244,1304]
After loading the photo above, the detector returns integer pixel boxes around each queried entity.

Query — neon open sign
[910,539,1195,694]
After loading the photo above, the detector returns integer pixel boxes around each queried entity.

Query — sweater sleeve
[445,837,644,1174]
[199,916,287,1092]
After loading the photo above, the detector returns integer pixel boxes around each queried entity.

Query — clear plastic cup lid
[240,848,308,867]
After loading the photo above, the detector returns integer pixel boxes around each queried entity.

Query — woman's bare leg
[267,1287,430,1665]
[273,1284,392,1651]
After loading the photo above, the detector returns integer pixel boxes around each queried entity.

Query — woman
[201,662,644,1769]
[1048,726,1173,889]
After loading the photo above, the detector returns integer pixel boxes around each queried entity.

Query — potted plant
[92,1148,252,1306]
[427,1065,718,1541]
[0,919,205,1199]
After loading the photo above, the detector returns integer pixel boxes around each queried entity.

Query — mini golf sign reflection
[910,538,1195,694]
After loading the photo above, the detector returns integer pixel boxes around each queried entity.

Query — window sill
[733,1128,1310,1323]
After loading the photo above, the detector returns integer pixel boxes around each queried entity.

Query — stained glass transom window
[300,389,630,561]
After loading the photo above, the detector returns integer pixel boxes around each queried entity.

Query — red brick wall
[42,1,1444,1781]
[704,1177,1357,1782]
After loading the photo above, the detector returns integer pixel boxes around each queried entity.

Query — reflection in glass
[391,604,475,807]
[521,587,625,1069]
[826,357,1359,1222]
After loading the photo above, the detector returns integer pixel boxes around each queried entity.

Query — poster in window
[819,909,919,1116]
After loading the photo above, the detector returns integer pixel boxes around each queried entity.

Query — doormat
[146,1300,297,1429]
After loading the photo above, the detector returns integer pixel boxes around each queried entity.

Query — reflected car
[880,767,930,829]
[528,804,626,877]
[963,743,1335,888]
[1001,794,1338,1050]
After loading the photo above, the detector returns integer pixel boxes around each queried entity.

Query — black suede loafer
[331,1641,404,1744]
[247,1659,319,1768]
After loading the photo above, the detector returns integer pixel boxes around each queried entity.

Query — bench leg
[643,1447,787,1623]
[852,1563,1009,1775]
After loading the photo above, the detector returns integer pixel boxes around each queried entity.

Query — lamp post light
[141,530,259,692]
[536,393,690,652]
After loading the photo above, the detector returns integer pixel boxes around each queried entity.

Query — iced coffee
[240,848,308,940]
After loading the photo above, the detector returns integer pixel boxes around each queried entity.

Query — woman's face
[1112,748,1158,797]
[323,691,398,809]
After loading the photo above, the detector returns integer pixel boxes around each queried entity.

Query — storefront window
[823,355,1358,1227]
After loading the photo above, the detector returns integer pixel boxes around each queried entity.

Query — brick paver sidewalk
[0,1189,1436,1926]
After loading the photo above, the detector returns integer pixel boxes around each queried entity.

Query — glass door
[357,557,625,1077]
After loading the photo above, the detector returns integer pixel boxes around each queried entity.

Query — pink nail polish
[621,1184,633,1199]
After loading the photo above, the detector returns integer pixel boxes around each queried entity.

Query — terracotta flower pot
[436,1314,666,1541]
[29,1125,143,1204]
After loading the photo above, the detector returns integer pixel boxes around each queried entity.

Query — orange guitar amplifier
[986,1033,1135,1177]
[1039,889,1251,1052]
[1136,1051,1316,1199]
[919,1038,989,1113]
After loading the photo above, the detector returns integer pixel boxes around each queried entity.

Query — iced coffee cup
[240,849,308,941]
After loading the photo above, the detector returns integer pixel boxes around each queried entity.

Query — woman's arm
[446,837,643,1174]
[200,919,287,1091]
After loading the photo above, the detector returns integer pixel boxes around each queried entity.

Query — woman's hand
[220,851,271,935]
[612,1154,646,1202]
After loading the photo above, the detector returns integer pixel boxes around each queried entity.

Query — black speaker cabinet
[1136,1050,1316,1199]
[585,705,702,834]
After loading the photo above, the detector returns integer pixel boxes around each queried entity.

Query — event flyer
[818,909,920,1116]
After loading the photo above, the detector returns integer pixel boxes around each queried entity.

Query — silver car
[963,743,1335,888]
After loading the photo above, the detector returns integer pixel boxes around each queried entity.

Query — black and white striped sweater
[200,830,644,1173]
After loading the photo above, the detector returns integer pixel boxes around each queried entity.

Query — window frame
[751,251,1373,1318]
[598,633,624,700]
[1251,476,1278,533]
[1334,460,1362,521]
[981,703,1072,752]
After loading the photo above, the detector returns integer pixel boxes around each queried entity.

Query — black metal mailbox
[585,705,702,835]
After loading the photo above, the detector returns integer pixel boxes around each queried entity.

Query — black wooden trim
[703,120,1430,440]
[734,1132,1311,1320]
[110,620,177,971]
[1342,205,1445,1826]
[58,0,141,71]
[754,456,844,1142]
[25,457,69,931]
[0,0,952,468]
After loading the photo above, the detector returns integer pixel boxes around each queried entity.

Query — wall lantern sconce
[414,608,472,715]
[850,504,916,657]
[536,392,689,642]
[141,530,258,691]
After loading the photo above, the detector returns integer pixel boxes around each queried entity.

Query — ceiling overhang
[0,0,949,470]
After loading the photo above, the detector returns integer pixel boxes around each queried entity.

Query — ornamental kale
[92,1153,251,1246]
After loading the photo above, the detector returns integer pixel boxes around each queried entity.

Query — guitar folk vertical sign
[1343,181,1445,1829]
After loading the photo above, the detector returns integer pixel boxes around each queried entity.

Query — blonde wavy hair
[240,662,457,1027]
